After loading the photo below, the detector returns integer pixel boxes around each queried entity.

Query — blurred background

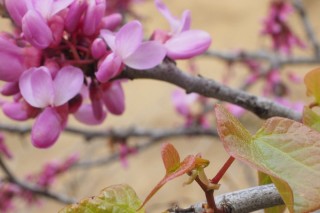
[0,0,319,212]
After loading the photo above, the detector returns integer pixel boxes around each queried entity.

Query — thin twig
[0,124,218,141]
[292,0,320,58]
[0,157,75,204]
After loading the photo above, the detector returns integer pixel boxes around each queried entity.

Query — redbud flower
[19,66,84,148]
[261,1,305,54]
[153,0,211,59]
[5,0,74,48]
[96,20,166,82]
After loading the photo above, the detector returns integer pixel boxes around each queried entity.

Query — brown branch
[0,124,217,141]
[120,62,301,121]
[168,184,284,213]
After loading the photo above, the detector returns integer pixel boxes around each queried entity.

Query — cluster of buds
[0,0,211,148]
[261,0,305,54]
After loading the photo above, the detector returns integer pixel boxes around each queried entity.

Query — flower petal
[155,0,180,33]
[5,0,30,26]
[51,0,74,16]
[74,104,107,125]
[115,20,143,58]
[0,52,24,82]
[83,0,106,36]
[22,10,53,49]
[2,102,29,121]
[95,53,122,83]
[31,107,63,148]
[165,30,211,59]
[102,81,125,115]
[100,29,116,51]
[53,66,84,106]
[124,41,166,69]
[19,67,54,108]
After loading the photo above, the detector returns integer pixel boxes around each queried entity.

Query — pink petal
[100,29,116,51]
[165,30,211,59]
[102,82,125,115]
[5,0,30,26]
[53,66,84,106]
[32,0,53,18]
[2,102,29,121]
[155,0,180,33]
[0,52,24,82]
[74,104,107,125]
[1,82,19,96]
[115,20,143,58]
[101,13,122,31]
[180,10,191,32]
[124,41,166,69]
[91,38,107,59]
[83,0,106,36]
[22,10,53,49]
[95,53,122,83]
[31,107,64,148]
[19,67,54,108]
[51,0,74,16]
[65,0,88,32]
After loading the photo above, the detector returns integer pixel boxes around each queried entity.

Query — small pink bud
[101,13,122,31]
[91,38,107,59]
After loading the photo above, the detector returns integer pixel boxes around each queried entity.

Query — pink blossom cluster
[26,153,78,188]
[171,89,210,128]
[261,0,305,54]
[0,0,211,148]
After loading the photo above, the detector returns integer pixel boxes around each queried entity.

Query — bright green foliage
[215,104,320,213]
[59,184,145,213]
[304,68,320,105]
[139,143,210,210]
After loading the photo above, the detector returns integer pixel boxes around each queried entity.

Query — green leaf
[139,143,209,210]
[59,184,145,213]
[215,104,320,213]
[302,106,320,131]
[304,67,320,105]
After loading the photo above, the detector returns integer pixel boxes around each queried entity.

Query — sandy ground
[0,0,319,212]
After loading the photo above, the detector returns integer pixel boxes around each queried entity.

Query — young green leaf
[304,67,320,105]
[215,104,320,213]
[59,184,145,213]
[139,143,209,210]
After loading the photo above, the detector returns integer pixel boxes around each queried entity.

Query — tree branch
[0,157,75,204]
[292,0,320,58]
[120,62,301,121]
[0,123,217,141]
[168,184,284,213]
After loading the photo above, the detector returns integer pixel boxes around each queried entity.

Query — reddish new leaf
[215,104,320,213]
[139,143,209,210]
[161,143,181,174]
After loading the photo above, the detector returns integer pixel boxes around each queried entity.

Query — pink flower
[0,35,41,82]
[96,20,166,83]
[153,0,211,59]
[261,1,305,54]
[19,66,84,148]
[74,80,125,125]
[5,0,74,48]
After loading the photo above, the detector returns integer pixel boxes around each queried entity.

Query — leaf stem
[211,156,235,184]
